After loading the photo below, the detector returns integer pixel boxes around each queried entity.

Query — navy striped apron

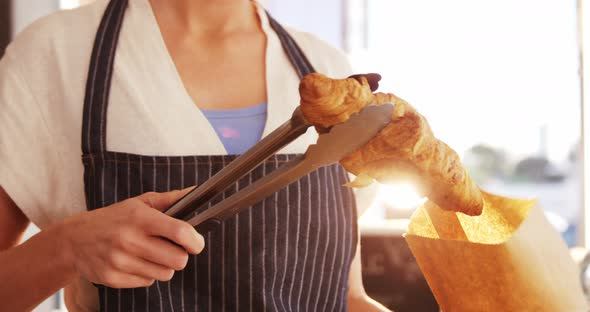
[81,0,357,311]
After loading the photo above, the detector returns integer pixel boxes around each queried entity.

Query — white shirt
[0,0,352,229]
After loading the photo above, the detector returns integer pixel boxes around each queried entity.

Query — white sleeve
[0,54,62,228]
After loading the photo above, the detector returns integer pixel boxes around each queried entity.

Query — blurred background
[1,0,588,311]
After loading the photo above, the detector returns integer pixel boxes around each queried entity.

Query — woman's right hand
[58,190,205,288]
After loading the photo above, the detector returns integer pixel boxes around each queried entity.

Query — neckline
[201,102,268,118]
[133,0,273,155]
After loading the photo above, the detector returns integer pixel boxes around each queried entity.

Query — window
[59,0,94,10]
[347,0,582,246]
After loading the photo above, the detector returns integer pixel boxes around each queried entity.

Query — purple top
[201,103,268,155]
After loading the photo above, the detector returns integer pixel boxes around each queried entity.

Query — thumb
[137,187,195,211]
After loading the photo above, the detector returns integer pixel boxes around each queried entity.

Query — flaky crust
[300,73,375,128]
[299,73,483,216]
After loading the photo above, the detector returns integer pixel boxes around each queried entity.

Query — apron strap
[81,1,316,154]
[266,12,316,78]
[81,0,128,154]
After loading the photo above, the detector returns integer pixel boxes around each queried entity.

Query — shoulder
[0,3,109,228]
[0,0,107,119]
[3,1,107,76]
[285,27,353,78]
[8,0,107,50]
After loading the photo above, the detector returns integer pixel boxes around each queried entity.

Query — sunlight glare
[377,182,426,211]
[60,0,80,10]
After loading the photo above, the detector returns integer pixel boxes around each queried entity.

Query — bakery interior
[2,0,590,311]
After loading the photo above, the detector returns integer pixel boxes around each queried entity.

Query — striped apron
[81,0,357,311]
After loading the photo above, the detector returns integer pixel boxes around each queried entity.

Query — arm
[348,240,391,312]
[0,186,204,311]
[347,182,392,312]
[0,186,29,250]
[0,187,76,311]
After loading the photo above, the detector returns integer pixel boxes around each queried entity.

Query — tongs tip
[348,73,382,92]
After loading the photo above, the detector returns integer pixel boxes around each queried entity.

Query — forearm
[347,216,391,312]
[0,223,76,311]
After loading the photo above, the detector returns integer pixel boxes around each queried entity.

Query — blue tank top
[201,103,268,155]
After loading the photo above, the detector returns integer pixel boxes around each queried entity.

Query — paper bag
[405,191,588,312]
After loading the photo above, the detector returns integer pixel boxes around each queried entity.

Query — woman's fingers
[121,232,191,271]
[138,207,205,255]
[137,187,195,212]
[106,250,176,282]
[99,270,156,289]
[61,191,205,289]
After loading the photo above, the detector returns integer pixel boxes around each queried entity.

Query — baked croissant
[299,73,483,216]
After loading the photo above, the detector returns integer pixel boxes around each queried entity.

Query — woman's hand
[59,189,204,288]
[348,294,392,312]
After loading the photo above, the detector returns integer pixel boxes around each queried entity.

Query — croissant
[299,73,483,216]
[299,72,375,128]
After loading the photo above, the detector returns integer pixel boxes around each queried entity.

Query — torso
[80,2,356,311]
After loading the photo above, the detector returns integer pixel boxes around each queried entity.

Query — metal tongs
[164,75,390,234]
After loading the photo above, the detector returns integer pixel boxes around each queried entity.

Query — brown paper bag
[405,191,588,312]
